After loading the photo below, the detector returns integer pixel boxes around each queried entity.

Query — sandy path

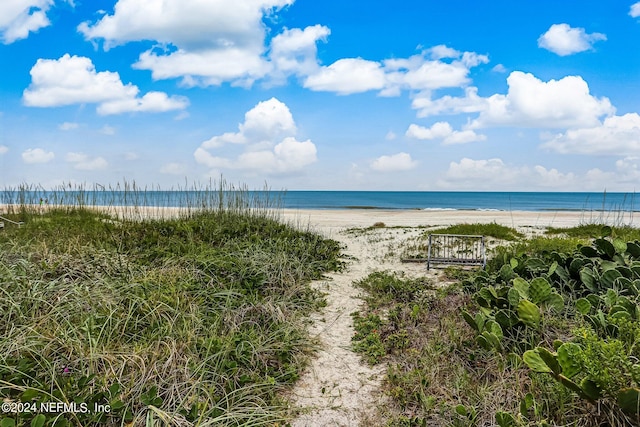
[287,221,440,426]
[285,209,590,426]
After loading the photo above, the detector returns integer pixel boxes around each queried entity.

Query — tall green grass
[0,181,342,426]
[1,180,284,223]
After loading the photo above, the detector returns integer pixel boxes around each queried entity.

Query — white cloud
[22,148,54,164]
[370,152,417,172]
[78,1,486,97]
[23,54,188,115]
[406,122,453,140]
[58,121,79,131]
[0,145,8,154]
[79,0,292,49]
[406,122,486,145]
[441,158,512,187]
[303,46,489,96]
[533,165,577,188]
[124,152,138,160]
[194,98,317,175]
[0,0,53,43]
[160,162,187,175]
[97,91,189,115]
[437,156,640,191]
[200,97,296,149]
[492,64,507,73]
[304,58,386,95]
[542,113,640,155]
[471,71,614,129]
[65,152,108,170]
[443,129,487,145]
[411,86,487,117]
[383,49,488,95]
[583,158,640,189]
[631,2,640,18]
[134,47,271,88]
[269,25,330,79]
[613,157,640,183]
[385,131,397,141]
[426,44,460,60]
[437,157,576,190]
[235,137,316,173]
[538,23,606,56]
[79,0,293,87]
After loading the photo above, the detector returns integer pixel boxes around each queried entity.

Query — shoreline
[280,208,630,230]
[2,204,635,230]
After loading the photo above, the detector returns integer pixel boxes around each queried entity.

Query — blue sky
[1,0,640,191]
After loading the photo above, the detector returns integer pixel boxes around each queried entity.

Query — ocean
[2,190,638,212]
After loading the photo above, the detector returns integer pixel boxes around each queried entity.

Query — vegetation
[429,222,524,241]
[0,183,342,427]
[354,223,640,426]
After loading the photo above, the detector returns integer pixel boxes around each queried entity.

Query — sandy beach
[281,208,605,235]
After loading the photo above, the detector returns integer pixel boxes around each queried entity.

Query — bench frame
[0,215,24,230]
[426,233,486,270]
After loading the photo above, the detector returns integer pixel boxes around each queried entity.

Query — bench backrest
[427,233,485,270]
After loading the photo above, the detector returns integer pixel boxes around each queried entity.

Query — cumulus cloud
[538,23,606,56]
[437,157,576,190]
[303,46,489,96]
[370,152,417,172]
[66,152,108,170]
[23,54,188,115]
[199,97,295,149]
[79,0,294,87]
[492,64,507,73]
[383,49,488,96]
[97,91,189,115]
[304,58,386,95]
[194,98,317,175]
[0,145,8,154]
[406,122,453,140]
[77,0,487,95]
[22,148,54,164]
[632,2,640,18]
[0,0,53,43]
[79,0,292,49]
[406,122,486,145]
[135,47,271,88]
[270,25,330,79]
[411,86,487,117]
[612,157,640,183]
[437,157,640,191]
[426,44,460,60]
[470,71,614,129]
[533,165,578,188]
[542,113,640,155]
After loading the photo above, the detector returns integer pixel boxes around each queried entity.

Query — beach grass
[0,182,343,426]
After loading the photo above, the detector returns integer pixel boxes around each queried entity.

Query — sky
[1,0,640,191]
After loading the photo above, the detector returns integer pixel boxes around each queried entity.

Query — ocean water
[3,190,639,212]
[280,191,638,211]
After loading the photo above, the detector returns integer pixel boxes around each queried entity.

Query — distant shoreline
[1,190,638,212]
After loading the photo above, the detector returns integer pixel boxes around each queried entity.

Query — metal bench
[426,233,486,270]
[0,215,24,230]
